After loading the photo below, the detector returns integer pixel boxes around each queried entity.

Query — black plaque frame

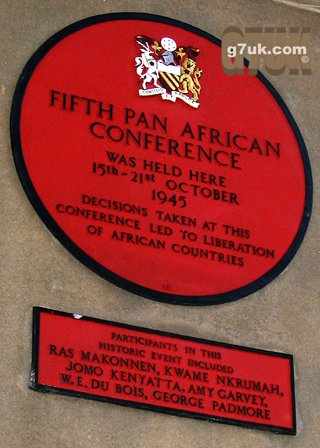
[11,13,313,305]
[31,307,296,435]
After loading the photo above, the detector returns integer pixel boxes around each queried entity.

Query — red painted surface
[18,18,307,299]
[35,310,295,431]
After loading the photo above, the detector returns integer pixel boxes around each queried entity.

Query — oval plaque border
[10,13,313,305]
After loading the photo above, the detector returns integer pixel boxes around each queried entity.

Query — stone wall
[1,1,319,447]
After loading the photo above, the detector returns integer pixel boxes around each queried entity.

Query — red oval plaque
[11,14,312,304]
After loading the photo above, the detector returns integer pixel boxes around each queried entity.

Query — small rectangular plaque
[31,307,296,434]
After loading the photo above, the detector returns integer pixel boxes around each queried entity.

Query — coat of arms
[135,35,203,108]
